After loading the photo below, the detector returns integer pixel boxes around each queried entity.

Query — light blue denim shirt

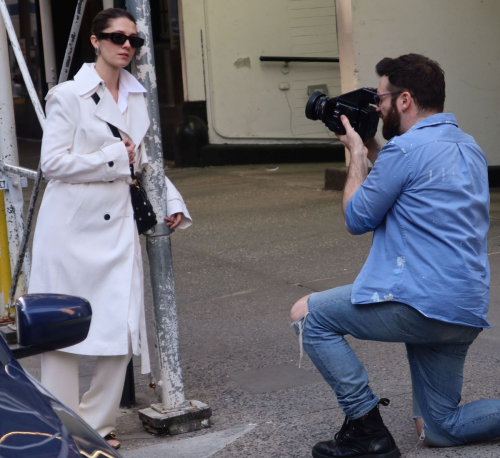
[345,113,490,328]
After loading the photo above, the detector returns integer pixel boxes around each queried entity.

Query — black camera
[305,88,380,142]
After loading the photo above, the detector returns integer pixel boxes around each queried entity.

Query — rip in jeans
[291,312,309,368]
[412,415,426,448]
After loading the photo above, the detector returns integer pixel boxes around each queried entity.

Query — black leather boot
[312,399,401,458]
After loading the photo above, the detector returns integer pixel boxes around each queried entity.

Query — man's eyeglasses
[97,32,145,49]
[374,90,403,106]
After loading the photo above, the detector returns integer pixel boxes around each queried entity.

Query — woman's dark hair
[91,8,137,36]
[376,53,445,113]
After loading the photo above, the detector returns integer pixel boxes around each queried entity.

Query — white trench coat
[29,64,191,374]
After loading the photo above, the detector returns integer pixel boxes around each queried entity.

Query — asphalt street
[16,140,500,457]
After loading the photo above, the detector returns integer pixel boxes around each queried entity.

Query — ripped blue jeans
[292,284,500,447]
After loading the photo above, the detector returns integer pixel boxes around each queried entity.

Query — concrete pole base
[139,400,212,436]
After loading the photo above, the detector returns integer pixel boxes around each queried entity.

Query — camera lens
[305,91,327,121]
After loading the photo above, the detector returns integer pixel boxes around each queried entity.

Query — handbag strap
[91,92,136,179]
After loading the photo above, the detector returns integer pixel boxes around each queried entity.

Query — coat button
[108,161,114,167]
[104,214,110,220]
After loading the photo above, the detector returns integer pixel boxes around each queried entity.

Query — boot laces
[335,399,391,443]
[334,416,353,443]
[378,398,390,407]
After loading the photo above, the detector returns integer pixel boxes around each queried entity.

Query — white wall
[180,0,342,144]
[178,0,206,102]
[348,0,500,165]
[179,0,500,158]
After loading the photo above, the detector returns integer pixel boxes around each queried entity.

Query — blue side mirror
[12,294,92,359]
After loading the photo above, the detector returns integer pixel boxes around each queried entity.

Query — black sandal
[104,431,121,450]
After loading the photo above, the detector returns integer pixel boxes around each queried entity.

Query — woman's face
[92,17,138,68]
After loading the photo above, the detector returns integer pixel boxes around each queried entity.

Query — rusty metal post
[127,0,211,435]
[0,0,48,319]
[0,9,29,314]
[0,189,12,322]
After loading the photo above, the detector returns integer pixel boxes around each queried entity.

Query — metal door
[204,0,340,142]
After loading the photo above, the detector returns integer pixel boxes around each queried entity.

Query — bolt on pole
[127,0,211,435]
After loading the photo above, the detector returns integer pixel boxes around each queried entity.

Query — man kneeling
[291,53,498,458]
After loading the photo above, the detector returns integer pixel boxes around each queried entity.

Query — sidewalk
[17,142,500,457]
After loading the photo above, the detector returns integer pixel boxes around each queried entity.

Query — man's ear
[399,91,413,113]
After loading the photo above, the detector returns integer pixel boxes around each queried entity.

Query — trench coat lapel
[73,64,149,144]
[93,89,130,139]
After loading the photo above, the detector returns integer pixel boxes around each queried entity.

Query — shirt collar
[117,67,147,113]
[73,63,147,100]
[118,66,147,94]
[73,63,103,97]
[406,113,458,134]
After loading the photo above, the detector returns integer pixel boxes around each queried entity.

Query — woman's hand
[124,138,136,164]
[164,213,183,230]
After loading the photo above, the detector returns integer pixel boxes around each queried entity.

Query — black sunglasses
[97,32,144,49]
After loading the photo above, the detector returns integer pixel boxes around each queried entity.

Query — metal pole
[0,0,45,128]
[39,0,57,89]
[0,16,18,180]
[0,191,12,320]
[127,0,210,434]
[0,163,47,182]
[59,0,88,85]
[126,0,184,411]
[0,14,29,308]
[0,0,46,315]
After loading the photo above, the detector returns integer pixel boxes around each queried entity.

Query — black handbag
[129,164,158,234]
[91,93,157,234]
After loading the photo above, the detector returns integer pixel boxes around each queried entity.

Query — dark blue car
[0,294,122,457]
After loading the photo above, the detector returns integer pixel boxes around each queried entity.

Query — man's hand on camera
[339,115,371,217]
[335,115,367,158]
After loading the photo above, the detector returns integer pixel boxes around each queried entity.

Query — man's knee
[291,295,310,322]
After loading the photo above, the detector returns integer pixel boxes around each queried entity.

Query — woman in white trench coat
[28,8,192,450]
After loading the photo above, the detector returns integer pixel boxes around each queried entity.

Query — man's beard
[381,101,401,140]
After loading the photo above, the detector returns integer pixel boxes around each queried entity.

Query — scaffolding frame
[0,0,210,431]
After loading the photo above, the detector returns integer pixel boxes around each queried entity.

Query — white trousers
[41,346,131,437]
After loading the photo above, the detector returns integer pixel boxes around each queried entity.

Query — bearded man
[291,54,499,458]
